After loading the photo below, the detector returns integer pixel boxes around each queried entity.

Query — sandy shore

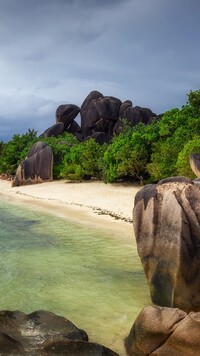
[0,179,142,237]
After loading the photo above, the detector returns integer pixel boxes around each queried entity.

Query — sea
[0,196,150,355]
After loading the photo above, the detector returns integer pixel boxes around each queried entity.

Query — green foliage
[102,121,160,183]
[40,132,78,179]
[147,98,200,182]
[176,136,200,178]
[1,89,200,183]
[187,90,200,115]
[0,129,38,175]
[61,139,105,181]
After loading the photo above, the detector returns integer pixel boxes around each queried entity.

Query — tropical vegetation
[0,90,200,183]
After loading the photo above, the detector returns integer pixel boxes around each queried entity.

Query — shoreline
[0,179,142,239]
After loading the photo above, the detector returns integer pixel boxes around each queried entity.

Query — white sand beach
[0,179,142,238]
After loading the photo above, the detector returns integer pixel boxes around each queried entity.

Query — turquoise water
[0,197,150,355]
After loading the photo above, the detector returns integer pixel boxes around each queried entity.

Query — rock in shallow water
[0,310,119,355]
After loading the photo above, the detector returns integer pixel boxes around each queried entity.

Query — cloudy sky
[0,0,200,141]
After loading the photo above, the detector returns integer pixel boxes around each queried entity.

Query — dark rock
[12,141,53,186]
[119,100,132,116]
[40,122,64,138]
[133,176,200,312]
[81,91,104,136]
[41,339,119,356]
[0,331,25,355]
[67,121,83,141]
[190,153,200,178]
[0,310,119,355]
[80,91,121,137]
[56,104,80,130]
[85,132,109,145]
[113,108,143,134]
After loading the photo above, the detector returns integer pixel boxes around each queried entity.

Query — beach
[0,179,142,238]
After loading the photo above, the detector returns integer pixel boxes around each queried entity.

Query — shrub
[176,136,200,178]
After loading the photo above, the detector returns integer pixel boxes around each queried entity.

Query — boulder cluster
[40,90,158,145]
[12,90,159,186]
[125,176,200,355]
[0,310,119,355]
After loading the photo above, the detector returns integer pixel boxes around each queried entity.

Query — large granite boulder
[0,310,119,355]
[80,91,121,137]
[119,100,133,117]
[40,122,64,138]
[81,90,104,136]
[56,104,80,130]
[114,105,157,134]
[12,141,53,186]
[133,176,200,312]
[125,305,200,356]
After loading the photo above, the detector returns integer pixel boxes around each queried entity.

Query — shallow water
[0,196,150,355]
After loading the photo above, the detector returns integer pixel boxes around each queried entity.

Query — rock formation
[125,305,200,356]
[133,176,200,312]
[40,122,64,138]
[125,176,200,355]
[45,91,159,143]
[0,310,119,355]
[56,104,80,131]
[12,141,53,186]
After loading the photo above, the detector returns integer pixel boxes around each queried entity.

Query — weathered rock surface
[12,141,53,186]
[133,176,200,312]
[190,153,200,177]
[125,305,200,356]
[56,104,80,130]
[40,122,64,138]
[80,91,122,137]
[0,310,119,355]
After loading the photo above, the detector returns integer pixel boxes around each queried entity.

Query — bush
[147,101,200,182]
[61,139,105,181]
[176,136,200,178]
[102,121,160,183]
[0,129,38,175]
[40,132,78,179]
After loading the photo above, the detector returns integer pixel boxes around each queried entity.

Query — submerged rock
[0,310,119,355]
[125,305,200,356]
[133,176,200,312]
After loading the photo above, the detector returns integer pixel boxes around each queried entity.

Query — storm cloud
[0,0,200,141]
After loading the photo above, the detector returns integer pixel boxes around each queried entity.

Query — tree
[0,129,38,175]
[176,136,200,178]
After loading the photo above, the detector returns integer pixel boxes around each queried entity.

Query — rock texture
[40,91,159,144]
[40,122,64,138]
[0,310,119,356]
[133,176,200,312]
[12,141,53,186]
[56,104,80,130]
[125,305,200,356]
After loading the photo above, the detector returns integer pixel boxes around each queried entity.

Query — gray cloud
[0,0,200,141]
